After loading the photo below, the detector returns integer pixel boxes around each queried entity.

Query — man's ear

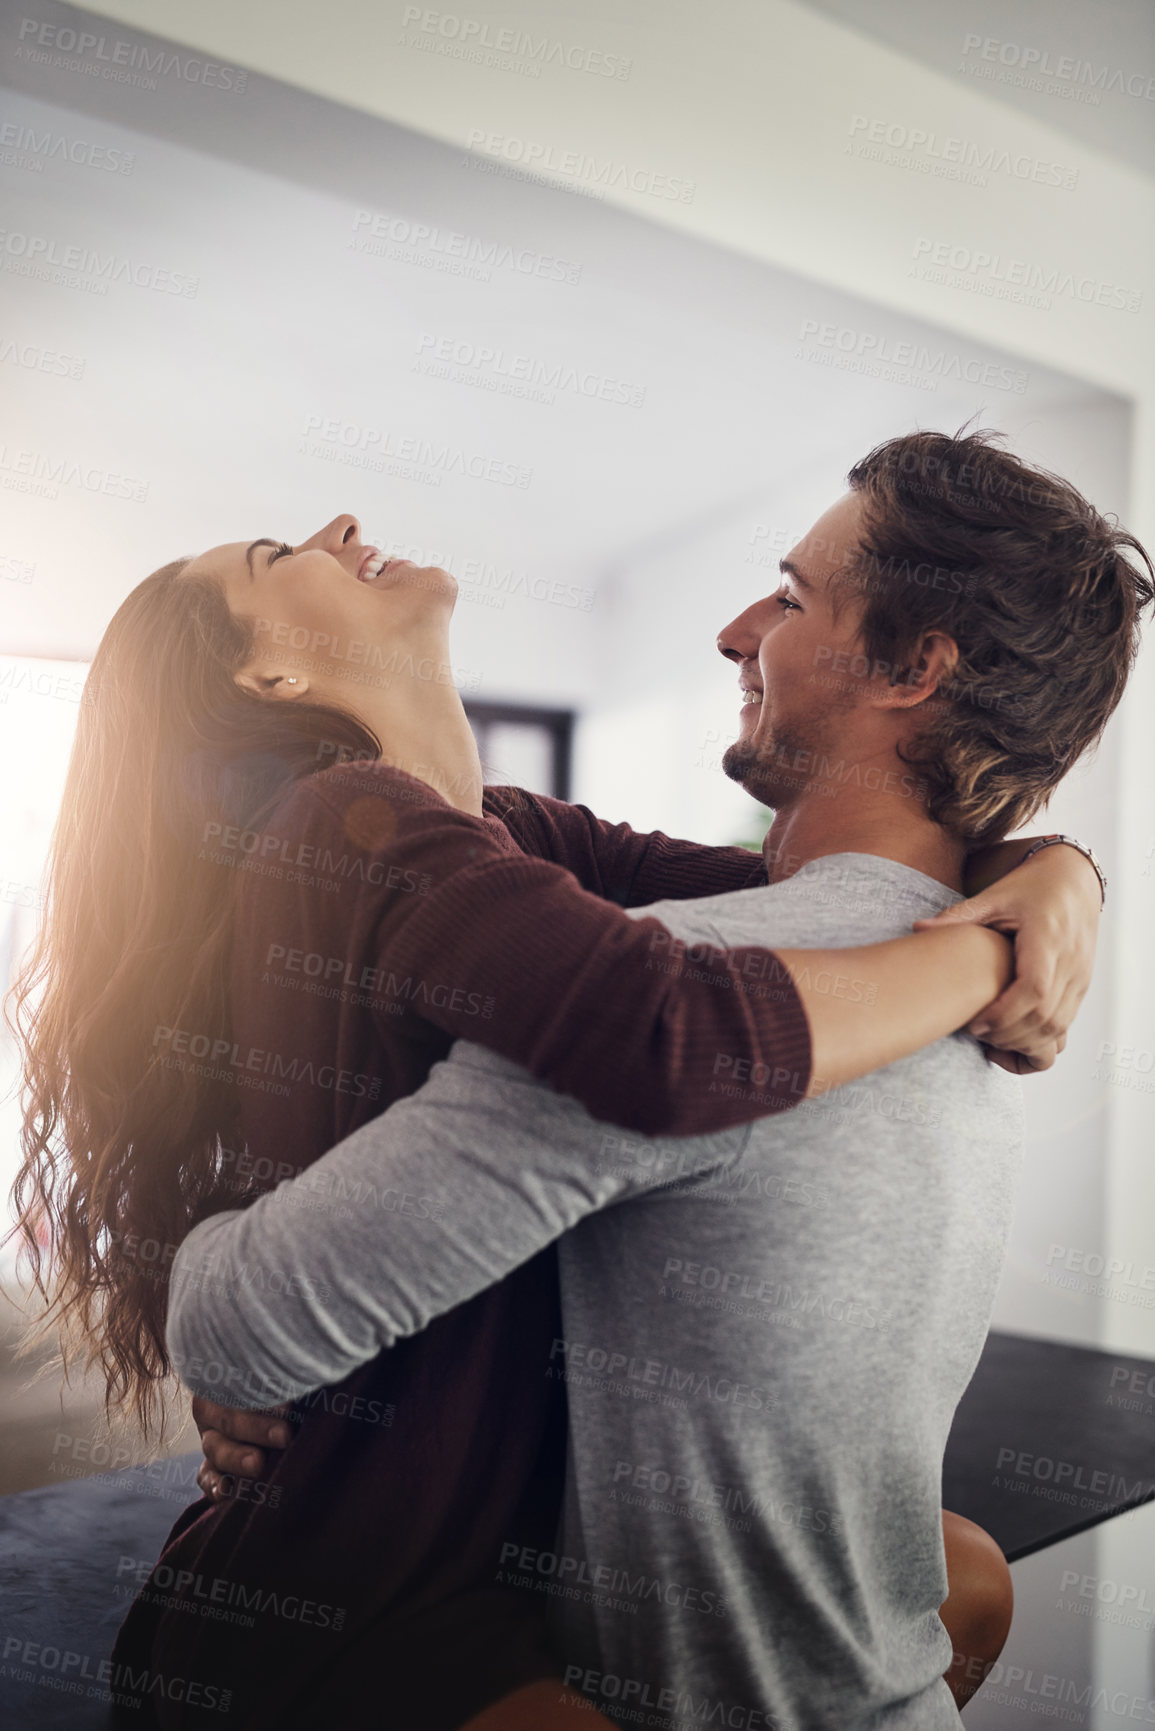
[876,630,959,711]
[234,666,313,701]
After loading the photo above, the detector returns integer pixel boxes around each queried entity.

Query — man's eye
[776,593,801,612]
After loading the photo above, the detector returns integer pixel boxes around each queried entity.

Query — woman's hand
[913,841,1101,1074]
[192,1393,293,1501]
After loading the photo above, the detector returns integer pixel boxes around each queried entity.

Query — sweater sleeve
[483,784,767,906]
[302,765,811,1138]
[166,1041,747,1407]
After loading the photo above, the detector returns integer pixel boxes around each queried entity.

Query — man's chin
[720,739,779,806]
[720,740,746,783]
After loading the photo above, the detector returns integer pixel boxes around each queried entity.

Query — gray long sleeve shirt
[167,852,1024,1730]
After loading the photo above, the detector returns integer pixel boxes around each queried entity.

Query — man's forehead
[785,494,861,584]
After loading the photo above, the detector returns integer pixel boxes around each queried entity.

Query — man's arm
[168,1042,735,1409]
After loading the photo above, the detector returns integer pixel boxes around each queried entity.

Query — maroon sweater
[111,764,810,1729]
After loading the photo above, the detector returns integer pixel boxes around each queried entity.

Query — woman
[10,513,1095,1728]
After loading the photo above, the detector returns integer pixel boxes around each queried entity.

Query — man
[168,428,1152,1726]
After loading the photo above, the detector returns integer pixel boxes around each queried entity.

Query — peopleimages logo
[0,227,198,296]
[797,319,1028,393]
[399,8,632,79]
[299,411,533,489]
[15,17,248,92]
[350,207,582,286]
[1,1637,232,1714]
[0,121,135,174]
[0,443,147,501]
[151,1022,383,1102]
[466,130,695,202]
[498,1542,726,1617]
[910,239,1142,314]
[414,331,646,408]
[960,33,1155,102]
[847,115,1078,189]
[0,662,83,702]
[115,1554,346,1632]
[0,335,85,379]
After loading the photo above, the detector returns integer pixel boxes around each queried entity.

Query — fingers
[196,1457,225,1503]
[984,1047,1026,1075]
[912,898,984,931]
[969,982,1060,1051]
[193,1397,293,1451]
[1048,971,1091,1045]
[976,1013,1061,1066]
[201,1426,270,1480]
[983,1040,1059,1075]
[195,1399,293,1495]
[968,929,1066,1054]
[921,867,1095,1067]
[918,907,1067,1048]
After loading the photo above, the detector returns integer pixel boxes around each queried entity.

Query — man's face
[717,491,872,808]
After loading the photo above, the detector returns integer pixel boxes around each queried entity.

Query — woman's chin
[378,562,458,606]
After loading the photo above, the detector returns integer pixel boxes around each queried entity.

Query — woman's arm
[285,767,1046,1138]
[304,768,807,1136]
[491,785,1098,1075]
[782,922,1014,1095]
[486,784,765,904]
[495,783,1096,915]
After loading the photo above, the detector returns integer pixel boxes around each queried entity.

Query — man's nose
[301,514,362,554]
[717,601,770,664]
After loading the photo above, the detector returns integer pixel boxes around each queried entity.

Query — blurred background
[0,0,1152,1721]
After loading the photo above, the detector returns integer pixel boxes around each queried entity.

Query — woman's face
[181,512,457,664]
[180,512,483,809]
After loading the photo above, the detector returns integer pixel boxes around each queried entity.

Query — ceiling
[0,2,1112,681]
[798,0,1155,180]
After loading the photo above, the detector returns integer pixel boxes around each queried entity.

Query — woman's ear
[234,667,312,701]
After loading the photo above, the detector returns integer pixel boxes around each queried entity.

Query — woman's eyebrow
[244,539,279,578]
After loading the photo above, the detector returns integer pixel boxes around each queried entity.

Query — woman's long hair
[5,560,380,1439]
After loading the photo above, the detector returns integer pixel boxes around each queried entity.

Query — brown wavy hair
[838,428,1155,843]
[5,561,380,1438]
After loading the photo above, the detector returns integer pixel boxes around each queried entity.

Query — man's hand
[913,841,1101,1073]
[192,1393,293,1502]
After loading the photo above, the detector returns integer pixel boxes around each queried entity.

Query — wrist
[962,838,1031,898]
[906,920,1013,1014]
[1017,835,1106,911]
[963,921,1015,999]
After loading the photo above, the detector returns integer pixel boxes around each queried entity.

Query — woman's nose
[303,515,361,553]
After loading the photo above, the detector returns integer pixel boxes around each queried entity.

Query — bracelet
[1017,834,1107,911]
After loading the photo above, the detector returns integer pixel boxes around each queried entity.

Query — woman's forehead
[182,541,246,580]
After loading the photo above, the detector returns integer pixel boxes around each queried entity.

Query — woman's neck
[327,629,484,815]
[374,700,485,815]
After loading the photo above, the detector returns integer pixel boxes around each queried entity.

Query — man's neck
[760,785,966,892]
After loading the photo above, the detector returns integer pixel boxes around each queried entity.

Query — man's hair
[834,427,1155,843]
